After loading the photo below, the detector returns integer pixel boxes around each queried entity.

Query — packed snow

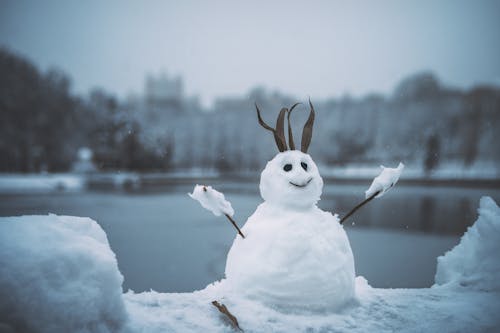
[365,162,404,198]
[259,150,324,210]
[435,196,500,291]
[1,198,500,332]
[223,203,355,312]
[0,215,127,333]
[189,184,235,217]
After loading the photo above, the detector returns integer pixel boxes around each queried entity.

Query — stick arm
[339,190,380,224]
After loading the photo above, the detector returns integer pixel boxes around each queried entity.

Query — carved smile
[289,178,313,188]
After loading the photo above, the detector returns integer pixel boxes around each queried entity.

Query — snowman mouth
[289,178,313,188]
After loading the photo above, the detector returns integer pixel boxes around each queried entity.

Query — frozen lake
[1,181,499,293]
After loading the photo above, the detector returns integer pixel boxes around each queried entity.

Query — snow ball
[0,215,128,333]
[189,184,234,217]
[365,162,404,199]
[434,196,500,291]
[259,150,323,210]
[224,204,355,312]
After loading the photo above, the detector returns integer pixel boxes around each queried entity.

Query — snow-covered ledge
[1,198,500,333]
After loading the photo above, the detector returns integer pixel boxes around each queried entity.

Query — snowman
[192,101,356,314]
[222,102,355,312]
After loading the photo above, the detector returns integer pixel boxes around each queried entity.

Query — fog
[1,0,499,294]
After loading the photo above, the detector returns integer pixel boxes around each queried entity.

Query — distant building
[214,96,249,113]
[145,73,184,108]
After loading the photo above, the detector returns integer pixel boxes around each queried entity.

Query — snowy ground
[124,280,500,333]
[0,198,499,332]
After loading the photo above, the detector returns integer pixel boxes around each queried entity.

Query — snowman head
[256,101,323,209]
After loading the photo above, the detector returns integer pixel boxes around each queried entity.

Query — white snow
[0,215,128,333]
[189,184,235,217]
[435,196,500,291]
[259,150,323,210]
[1,197,500,332]
[223,203,355,312]
[365,162,404,198]
[123,278,500,333]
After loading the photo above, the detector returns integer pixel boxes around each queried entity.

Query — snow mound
[0,215,128,333]
[435,196,500,291]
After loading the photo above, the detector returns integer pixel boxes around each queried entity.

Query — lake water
[1,181,499,293]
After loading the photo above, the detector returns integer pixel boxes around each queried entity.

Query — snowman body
[224,150,355,311]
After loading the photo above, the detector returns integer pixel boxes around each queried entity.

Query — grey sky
[1,0,499,106]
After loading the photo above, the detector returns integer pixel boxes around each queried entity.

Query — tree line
[1,47,499,174]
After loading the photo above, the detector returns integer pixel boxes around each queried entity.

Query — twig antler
[301,99,315,153]
[255,104,288,152]
[287,102,301,150]
[255,100,316,153]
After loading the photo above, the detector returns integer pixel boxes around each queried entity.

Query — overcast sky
[1,0,499,106]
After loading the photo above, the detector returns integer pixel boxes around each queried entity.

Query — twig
[212,300,243,331]
[225,214,245,239]
[340,190,380,224]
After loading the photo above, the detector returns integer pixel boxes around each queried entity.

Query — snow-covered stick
[189,185,245,238]
[340,163,404,225]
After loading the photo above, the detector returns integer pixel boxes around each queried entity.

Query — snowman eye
[283,164,292,172]
[301,162,308,171]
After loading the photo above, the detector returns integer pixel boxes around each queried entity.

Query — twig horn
[301,99,315,153]
[287,102,301,150]
[255,103,288,152]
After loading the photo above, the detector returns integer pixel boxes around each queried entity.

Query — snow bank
[435,196,500,291]
[0,174,84,194]
[0,215,128,333]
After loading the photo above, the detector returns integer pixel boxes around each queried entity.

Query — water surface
[1,182,498,292]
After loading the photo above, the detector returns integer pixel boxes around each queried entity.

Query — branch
[212,301,243,331]
[225,214,245,239]
[339,190,380,224]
